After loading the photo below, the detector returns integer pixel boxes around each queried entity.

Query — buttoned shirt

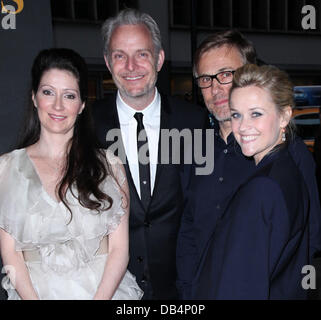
[116,89,160,197]
[188,119,256,252]
[176,117,256,298]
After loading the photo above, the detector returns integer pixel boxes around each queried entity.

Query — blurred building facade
[50,0,321,102]
[1,0,321,154]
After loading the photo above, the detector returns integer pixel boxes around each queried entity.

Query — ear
[104,55,112,73]
[280,106,292,129]
[156,49,165,72]
[78,102,85,115]
[32,91,37,108]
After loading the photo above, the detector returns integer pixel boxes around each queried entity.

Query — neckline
[23,148,62,206]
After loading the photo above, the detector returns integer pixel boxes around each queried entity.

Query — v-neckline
[24,148,62,207]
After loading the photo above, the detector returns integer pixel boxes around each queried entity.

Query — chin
[240,147,255,158]
[213,112,231,122]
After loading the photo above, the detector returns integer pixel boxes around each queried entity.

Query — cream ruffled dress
[0,148,143,300]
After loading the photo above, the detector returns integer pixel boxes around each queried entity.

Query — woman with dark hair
[193,64,313,299]
[0,48,143,300]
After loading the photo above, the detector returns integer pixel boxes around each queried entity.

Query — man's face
[105,24,164,106]
[197,45,244,121]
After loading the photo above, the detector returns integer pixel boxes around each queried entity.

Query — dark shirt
[176,119,255,298]
[177,116,321,299]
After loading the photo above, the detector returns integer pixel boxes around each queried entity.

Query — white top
[116,89,161,197]
[0,149,143,300]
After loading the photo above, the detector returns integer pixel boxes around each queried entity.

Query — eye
[113,53,125,60]
[218,71,233,81]
[252,111,262,118]
[65,93,76,100]
[200,76,211,83]
[138,51,149,58]
[231,112,241,119]
[42,89,53,96]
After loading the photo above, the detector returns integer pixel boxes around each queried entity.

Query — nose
[239,115,251,132]
[210,78,224,95]
[125,56,137,72]
[53,94,64,111]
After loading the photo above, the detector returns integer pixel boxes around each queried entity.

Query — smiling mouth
[49,114,67,121]
[124,75,144,81]
[240,135,257,143]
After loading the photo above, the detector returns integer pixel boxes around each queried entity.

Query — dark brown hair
[194,29,257,77]
[18,48,114,220]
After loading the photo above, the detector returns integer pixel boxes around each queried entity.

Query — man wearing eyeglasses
[176,30,321,299]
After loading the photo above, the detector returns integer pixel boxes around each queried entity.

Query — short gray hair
[101,8,163,61]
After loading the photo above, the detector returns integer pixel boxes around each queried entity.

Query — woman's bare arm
[0,229,39,300]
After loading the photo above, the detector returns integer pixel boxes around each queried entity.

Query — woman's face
[230,85,290,165]
[32,68,84,139]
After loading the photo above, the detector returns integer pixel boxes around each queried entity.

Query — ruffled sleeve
[0,152,14,231]
[72,150,129,241]
[0,149,71,251]
[0,148,129,265]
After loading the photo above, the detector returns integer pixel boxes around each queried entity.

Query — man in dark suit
[176,30,321,299]
[92,9,207,299]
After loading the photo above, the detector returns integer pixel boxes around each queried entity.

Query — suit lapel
[152,94,172,196]
[104,95,144,212]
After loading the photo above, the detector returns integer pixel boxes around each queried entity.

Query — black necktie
[134,112,151,211]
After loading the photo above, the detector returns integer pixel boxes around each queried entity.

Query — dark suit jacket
[192,146,310,299]
[92,92,207,299]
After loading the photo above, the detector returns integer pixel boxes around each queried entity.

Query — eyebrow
[218,67,234,72]
[111,48,153,54]
[230,106,264,111]
[39,84,79,92]
[198,68,234,76]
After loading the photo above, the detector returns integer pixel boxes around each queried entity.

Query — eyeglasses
[195,70,235,89]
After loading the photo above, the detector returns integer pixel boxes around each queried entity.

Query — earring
[282,128,286,142]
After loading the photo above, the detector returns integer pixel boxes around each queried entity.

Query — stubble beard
[116,68,158,103]
[208,103,231,122]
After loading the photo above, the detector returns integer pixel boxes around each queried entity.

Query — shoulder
[163,94,206,115]
[161,94,208,128]
[233,150,308,221]
[103,149,123,166]
[161,94,208,121]
[231,176,290,226]
[288,135,315,169]
[101,149,126,187]
[0,149,20,173]
[91,94,117,115]
[268,148,309,191]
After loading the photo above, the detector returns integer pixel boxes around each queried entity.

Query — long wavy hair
[18,48,114,220]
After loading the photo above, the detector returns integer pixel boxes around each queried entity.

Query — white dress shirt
[116,89,161,198]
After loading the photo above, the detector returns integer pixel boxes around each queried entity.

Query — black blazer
[92,92,207,299]
[192,146,310,299]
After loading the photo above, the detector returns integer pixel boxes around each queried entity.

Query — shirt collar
[212,115,235,146]
[116,88,161,125]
